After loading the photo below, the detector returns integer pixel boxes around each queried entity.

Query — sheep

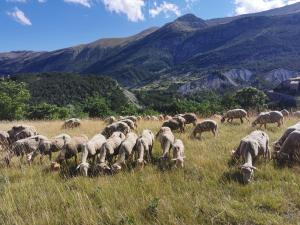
[137,116,142,121]
[51,135,88,170]
[172,115,186,126]
[105,116,117,124]
[156,127,175,159]
[221,109,249,124]
[0,131,10,151]
[151,116,159,121]
[158,115,164,121]
[77,134,106,176]
[112,132,139,171]
[97,132,126,171]
[144,115,151,121]
[191,120,218,139]
[252,111,284,129]
[281,109,290,118]
[231,130,270,183]
[123,116,138,123]
[27,134,71,163]
[119,119,136,130]
[274,130,300,165]
[273,122,300,152]
[8,124,38,143]
[101,121,131,139]
[171,139,185,168]
[162,118,185,133]
[135,130,155,168]
[181,113,198,126]
[164,115,172,120]
[293,111,300,118]
[62,118,81,129]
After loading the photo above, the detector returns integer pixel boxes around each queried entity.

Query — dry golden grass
[0,118,300,225]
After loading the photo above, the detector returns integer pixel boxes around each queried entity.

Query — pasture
[0,118,300,225]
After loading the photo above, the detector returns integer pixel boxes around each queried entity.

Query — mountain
[2,3,300,90]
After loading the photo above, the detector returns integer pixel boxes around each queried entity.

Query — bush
[27,103,71,120]
[83,96,112,118]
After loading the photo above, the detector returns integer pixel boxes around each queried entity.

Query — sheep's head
[171,156,185,168]
[240,164,256,183]
[51,162,61,171]
[272,142,281,152]
[98,162,111,172]
[221,117,226,123]
[111,163,122,172]
[76,162,90,176]
[136,159,145,168]
[274,151,289,164]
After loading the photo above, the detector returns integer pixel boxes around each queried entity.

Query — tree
[83,96,112,118]
[0,81,30,120]
[234,87,267,111]
[27,103,70,120]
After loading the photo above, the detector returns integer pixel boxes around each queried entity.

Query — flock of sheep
[0,108,300,183]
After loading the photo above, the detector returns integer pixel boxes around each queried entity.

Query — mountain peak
[176,14,202,22]
[166,13,207,31]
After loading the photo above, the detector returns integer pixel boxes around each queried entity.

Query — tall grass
[0,118,300,225]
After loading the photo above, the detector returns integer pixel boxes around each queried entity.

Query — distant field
[0,118,300,225]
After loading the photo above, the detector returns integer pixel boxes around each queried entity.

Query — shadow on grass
[219,169,245,185]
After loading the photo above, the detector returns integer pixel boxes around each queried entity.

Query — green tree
[83,96,112,118]
[234,87,267,111]
[0,81,30,120]
[27,103,70,120]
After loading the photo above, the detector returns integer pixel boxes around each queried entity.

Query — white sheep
[252,111,284,129]
[221,109,249,124]
[135,130,155,168]
[171,139,185,168]
[156,127,175,159]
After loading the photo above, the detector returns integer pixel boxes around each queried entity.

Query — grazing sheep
[0,131,10,151]
[101,122,131,139]
[173,116,186,125]
[191,120,218,139]
[119,119,136,130]
[151,116,159,121]
[8,125,38,143]
[123,116,138,123]
[273,122,300,152]
[97,132,126,170]
[137,116,142,121]
[281,109,290,118]
[252,111,284,129]
[171,139,185,168]
[162,118,185,133]
[293,111,300,118]
[274,130,300,164]
[27,134,71,163]
[112,132,139,171]
[164,115,172,120]
[105,116,117,124]
[181,113,198,126]
[232,130,270,183]
[135,130,155,168]
[77,134,106,176]
[51,135,88,169]
[144,115,151,121]
[156,127,175,159]
[158,115,164,121]
[62,118,81,129]
[221,109,249,124]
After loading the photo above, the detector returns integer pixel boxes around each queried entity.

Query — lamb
[8,124,38,143]
[101,121,131,138]
[27,134,71,163]
[191,120,218,139]
[221,109,249,124]
[97,132,126,171]
[105,116,117,124]
[77,134,106,176]
[181,113,198,126]
[156,127,175,159]
[231,130,270,183]
[281,109,290,118]
[135,130,155,167]
[274,130,300,165]
[162,118,185,133]
[171,139,185,168]
[252,111,284,129]
[112,132,139,171]
[119,119,136,130]
[273,122,300,151]
[62,118,81,129]
[51,135,88,170]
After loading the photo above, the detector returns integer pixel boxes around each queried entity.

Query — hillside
[1,3,300,89]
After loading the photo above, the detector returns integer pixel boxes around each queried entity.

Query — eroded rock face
[264,69,299,88]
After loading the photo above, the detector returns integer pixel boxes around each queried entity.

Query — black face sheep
[101,121,131,139]
[273,122,300,152]
[191,120,218,139]
[77,134,106,176]
[231,130,270,183]
[171,139,185,168]
[112,132,139,171]
[252,111,284,129]
[97,132,126,171]
[51,135,88,170]
[274,130,300,165]
[221,109,249,124]
[135,130,155,168]
[156,127,175,159]
[162,118,185,133]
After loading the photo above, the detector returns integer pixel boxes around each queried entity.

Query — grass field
[1,118,300,225]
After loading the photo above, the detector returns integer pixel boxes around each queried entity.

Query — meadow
[0,118,300,225]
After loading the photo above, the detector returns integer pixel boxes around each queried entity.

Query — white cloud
[234,0,300,15]
[64,0,92,8]
[101,0,145,22]
[149,1,181,18]
[6,0,27,2]
[7,7,32,25]
[38,0,47,3]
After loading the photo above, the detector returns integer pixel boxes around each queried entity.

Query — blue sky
[0,0,299,52]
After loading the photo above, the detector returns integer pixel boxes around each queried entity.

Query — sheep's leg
[240,118,244,124]
[264,123,267,129]
[74,154,78,165]
[259,123,263,128]
[49,152,52,161]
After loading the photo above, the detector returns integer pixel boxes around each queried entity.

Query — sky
[1,0,300,52]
